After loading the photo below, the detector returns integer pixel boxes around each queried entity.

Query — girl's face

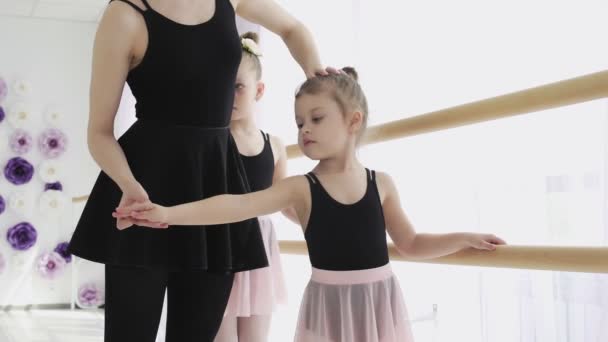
[295,92,356,160]
[232,60,264,121]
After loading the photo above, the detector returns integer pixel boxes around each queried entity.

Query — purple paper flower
[53,242,71,263]
[38,128,67,159]
[37,252,66,279]
[6,222,37,251]
[77,283,105,308]
[0,195,5,215]
[44,182,63,191]
[4,157,34,185]
[9,129,33,154]
[0,106,5,123]
[0,77,7,103]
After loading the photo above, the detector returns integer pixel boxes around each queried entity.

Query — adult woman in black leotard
[67,0,335,341]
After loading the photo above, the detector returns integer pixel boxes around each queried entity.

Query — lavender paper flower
[77,283,105,308]
[44,182,63,191]
[0,194,5,215]
[0,77,7,103]
[4,157,34,185]
[9,129,33,155]
[38,128,67,159]
[54,242,71,263]
[6,222,37,251]
[37,252,66,279]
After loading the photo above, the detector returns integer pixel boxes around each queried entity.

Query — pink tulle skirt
[223,216,287,317]
[294,264,414,342]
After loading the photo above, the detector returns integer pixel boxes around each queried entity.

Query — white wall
[0,15,97,305]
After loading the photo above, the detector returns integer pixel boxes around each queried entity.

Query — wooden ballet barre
[286,70,608,158]
[279,241,608,274]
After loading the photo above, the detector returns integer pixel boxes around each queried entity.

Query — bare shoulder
[373,170,397,204]
[104,0,144,23]
[268,134,286,158]
[277,174,309,193]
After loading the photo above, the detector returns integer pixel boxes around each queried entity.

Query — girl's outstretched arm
[115,176,306,227]
[378,172,506,260]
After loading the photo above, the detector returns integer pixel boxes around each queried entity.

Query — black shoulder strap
[110,0,147,14]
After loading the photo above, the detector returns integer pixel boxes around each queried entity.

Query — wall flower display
[4,157,34,185]
[6,222,37,251]
[9,129,33,155]
[38,128,67,159]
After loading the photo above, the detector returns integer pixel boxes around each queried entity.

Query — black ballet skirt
[68,0,268,272]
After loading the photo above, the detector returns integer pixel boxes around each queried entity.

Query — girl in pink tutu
[216,31,289,342]
[117,67,506,342]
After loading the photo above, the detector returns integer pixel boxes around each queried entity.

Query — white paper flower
[39,190,67,217]
[241,38,262,56]
[39,160,62,183]
[12,80,31,97]
[10,252,31,271]
[9,191,31,216]
[44,106,64,126]
[7,102,34,129]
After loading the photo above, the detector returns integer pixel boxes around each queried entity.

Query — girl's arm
[378,172,506,260]
[270,135,300,224]
[115,176,308,227]
[235,0,331,78]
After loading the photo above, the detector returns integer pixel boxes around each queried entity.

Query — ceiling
[0,0,107,23]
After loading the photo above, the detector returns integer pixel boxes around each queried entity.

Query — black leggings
[104,265,234,342]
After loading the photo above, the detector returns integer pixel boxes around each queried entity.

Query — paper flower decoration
[77,283,105,308]
[38,160,61,183]
[44,106,64,126]
[7,102,33,128]
[8,191,30,216]
[9,129,33,155]
[38,128,67,159]
[44,182,63,192]
[37,251,66,279]
[4,157,34,185]
[54,242,72,263]
[39,190,67,217]
[6,222,37,251]
[12,79,31,97]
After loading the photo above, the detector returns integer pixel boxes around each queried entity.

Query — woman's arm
[235,0,330,78]
[88,3,142,191]
[378,172,505,260]
[270,135,300,224]
[115,176,308,227]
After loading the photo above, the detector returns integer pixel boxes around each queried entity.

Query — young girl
[116,68,506,342]
[216,31,289,342]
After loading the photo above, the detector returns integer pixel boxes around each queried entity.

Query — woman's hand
[306,66,343,79]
